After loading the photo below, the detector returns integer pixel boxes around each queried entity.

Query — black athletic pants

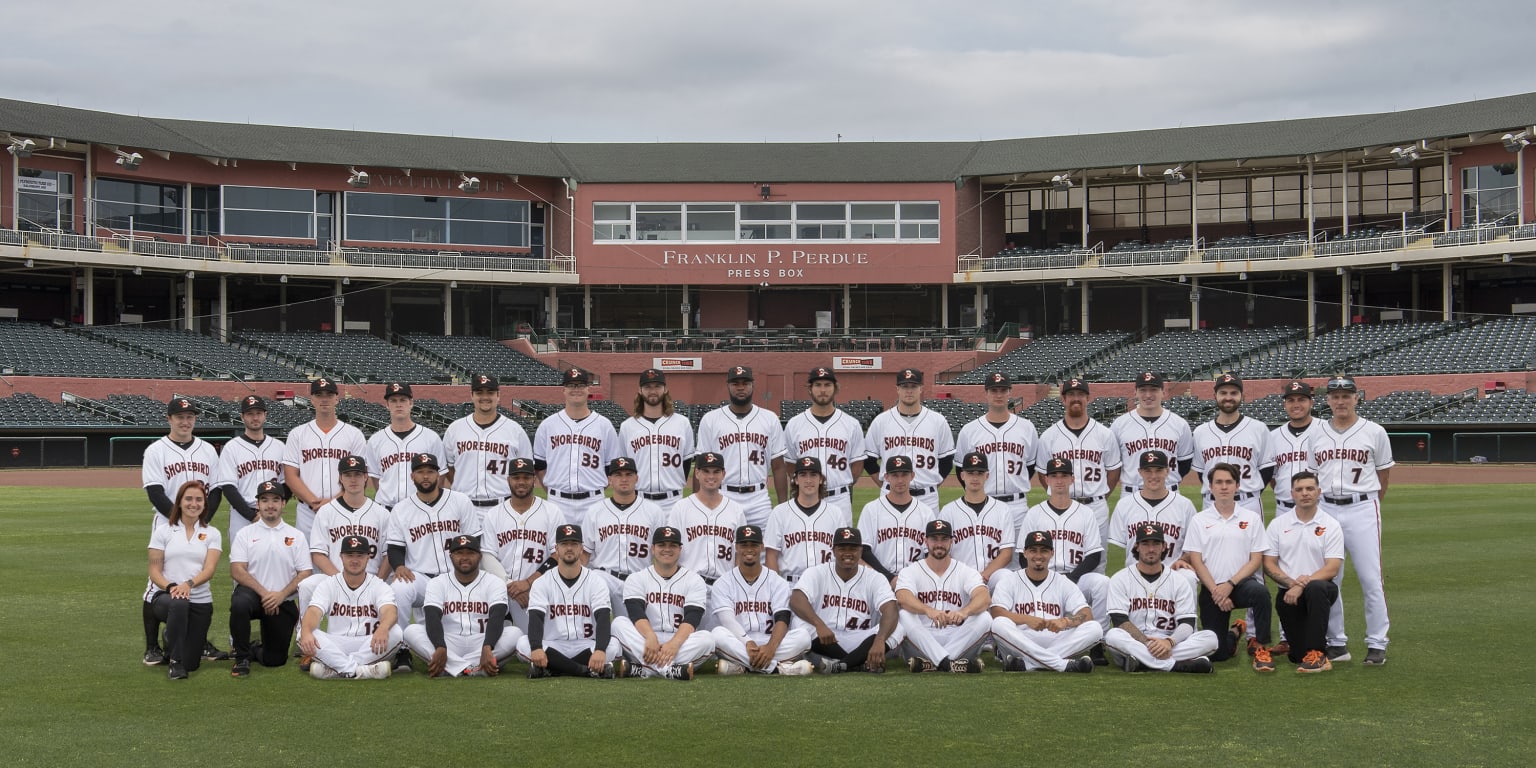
[1197,579,1273,661]
[228,585,300,666]
[810,635,881,670]
[151,592,213,671]
[1274,581,1339,663]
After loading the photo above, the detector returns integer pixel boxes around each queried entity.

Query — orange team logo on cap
[903,370,914,379]
[968,455,982,466]
[563,525,576,536]
[318,378,329,387]
[818,368,828,376]
[419,453,432,462]
[1144,373,1155,382]
[893,458,908,468]
[735,367,746,375]
[839,529,854,540]
[1141,525,1157,536]
[179,399,190,408]
[932,521,948,532]
[1314,526,1326,537]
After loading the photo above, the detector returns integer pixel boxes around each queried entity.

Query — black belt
[702,576,717,586]
[1126,484,1178,494]
[554,490,598,500]
[907,487,934,497]
[471,499,502,507]
[1324,493,1371,505]
[825,486,850,497]
[727,483,766,493]
[1072,495,1106,504]
[596,567,630,579]
[643,491,680,500]
[1277,500,1296,509]
[990,493,1022,503]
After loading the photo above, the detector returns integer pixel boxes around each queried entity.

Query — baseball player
[215,394,285,543]
[533,367,620,528]
[141,397,225,664]
[937,452,1017,588]
[584,457,667,615]
[989,531,1101,673]
[517,523,621,679]
[954,372,1037,530]
[385,453,480,670]
[610,526,717,680]
[145,481,221,678]
[669,452,746,587]
[789,527,902,674]
[856,456,935,583]
[1311,376,1393,666]
[1110,371,1193,497]
[402,534,521,677]
[1018,457,1111,659]
[441,373,532,507]
[297,534,398,680]
[863,368,954,513]
[1103,524,1219,673]
[1266,380,1325,516]
[1106,451,1198,583]
[1033,378,1121,544]
[477,457,564,629]
[1262,471,1344,673]
[366,382,445,511]
[894,519,992,673]
[228,479,311,677]
[283,377,368,537]
[297,455,390,619]
[710,525,815,675]
[782,366,866,517]
[694,365,788,528]
[764,456,850,582]
[620,368,695,516]
[1183,463,1273,666]
[1191,373,1272,514]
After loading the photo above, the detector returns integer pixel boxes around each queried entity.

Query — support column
[551,287,563,332]
[279,283,288,333]
[582,285,591,329]
[1340,269,1351,327]
[1442,145,1453,231]
[940,287,949,329]
[83,267,95,326]
[1442,263,1453,321]
[217,275,227,340]
[183,274,194,331]
[1080,173,1090,248]
[1305,158,1315,243]
[1140,285,1149,333]
[1189,276,1200,330]
[681,284,691,333]
[1306,271,1316,339]
[1079,280,1090,333]
[1190,167,1199,246]
[1410,270,1420,322]
[443,283,453,336]
[842,284,851,330]
[1341,158,1350,235]
[384,287,392,337]
[973,285,984,332]
[1517,144,1526,225]
[115,273,124,324]
[334,279,343,334]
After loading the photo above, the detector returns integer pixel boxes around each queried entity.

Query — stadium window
[592,200,938,243]
[95,177,184,235]
[1417,165,1445,213]
[849,203,896,239]
[899,202,940,239]
[593,203,633,240]
[636,203,683,241]
[16,169,73,231]
[1461,164,1519,226]
[740,203,792,239]
[344,191,529,246]
[1003,192,1031,234]
[685,203,736,241]
[221,186,318,239]
[191,187,220,237]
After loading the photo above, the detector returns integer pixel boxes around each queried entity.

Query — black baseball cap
[1022,530,1054,549]
[310,377,338,395]
[508,457,538,476]
[884,455,914,474]
[445,534,480,552]
[1139,450,1169,470]
[1284,380,1314,397]
[239,395,267,413]
[471,373,500,391]
[727,365,754,382]
[1136,371,1165,388]
[410,453,440,471]
[983,372,1012,389]
[562,367,591,386]
[1214,372,1243,392]
[338,455,368,474]
[1135,523,1166,543]
[638,368,667,386]
[166,397,197,416]
[808,366,837,384]
[339,535,372,554]
[383,382,413,399]
[1325,376,1358,393]
[256,479,285,499]
[925,519,953,539]
[896,368,924,385]
[695,452,725,471]
[958,451,989,472]
[793,456,823,475]
[1061,378,1089,395]
[832,527,862,548]
[1044,457,1073,475]
[652,526,683,546]
[735,525,764,544]
[605,456,636,475]
[556,524,583,543]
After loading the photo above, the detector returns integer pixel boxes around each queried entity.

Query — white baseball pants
[990,616,1104,671]
[403,624,522,676]
[1104,627,1218,671]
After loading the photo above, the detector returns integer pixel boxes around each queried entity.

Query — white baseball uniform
[583,498,667,614]
[386,488,480,626]
[365,424,444,510]
[857,495,935,576]
[1034,419,1122,542]
[937,496,1017,586]
[1191,415,1272,513]
[709,566,814,672]
[1018,499,1112,627]
[990,569,1105,671]
[620,413,695,515]
[611,564,717,675]
[515,567,621,662]
[1107,492,1198,570]
[402,570,521,676]
[297,497,390,613]
[214,433,286,541]
[442,413,532,503]
[782,406,867,516]
[1110,409,1193,493]
[283,419,368,535]
[533,411,620,527]
[305,572,402,675]
[864,406,955,513]
[1103,566,1219,671]
[142,435,220,530]
[894,559,991,665]
[764,499,850,583]
[793,562,902,650]
[1266,419,1325,510]
[695,404,787,528]
[668,494,747,584]
[954,412,1038,524]
[1309,417,1394,650]
[478,496,564,626]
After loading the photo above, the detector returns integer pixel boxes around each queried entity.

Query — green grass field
[2,482,1531,768]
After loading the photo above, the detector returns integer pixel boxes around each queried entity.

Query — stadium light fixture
[114,149,144,170]
[1050,173,1075,189]
[760,184,772,200]
[1503,253,1513,263]
[1163,165,1186,185]
[1389,146,1419,166]
[280,274,289,283]
[449,280,458,288]
[24,258,34,268]
[347,167,370,188]
[132,266,143,276]
[1502,131,1531,153]
[458,173,482,194]
[7,137,36,158]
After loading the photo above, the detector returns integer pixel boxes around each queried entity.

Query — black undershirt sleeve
[773,609,793,627]
[1178,617,1196,630]
[1177,458,1193,479]
[863,457,880,475]
[387,545,406,569]
[861,545,896,580]
[682,605,704,629]
[204,486,223,521]
[223,486,256,522]
[425,606,446,648]
[146,485,174,517]
[681,458,693,478]
[594,608,612,649]
[533,459,548,471]
[536,556,558,574]
[1067,551,1102,581]
[937,456,954,479]
[1260,466,1275,488]
[527,611,545,647]
[624,598,648,623]
[483,604,508,647]
[1109,612,1129,627]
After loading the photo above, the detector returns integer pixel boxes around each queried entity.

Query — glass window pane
[798,203,846,221]
[635,210,682,240]
[450,220,522,246]
[636,203,682,213]
[850,222,895,239]
[450,197,519,222]
[224,186,314,212]
[741,223,791,239]
[224,210,312,238]
[347,193,447,218]
[850,203,895,220]
[685,211,736,240]
[900,202,939,219]
[686,203,733,213]
[740,203,790,221]
[594,223,631,240]
[594,203,631,221]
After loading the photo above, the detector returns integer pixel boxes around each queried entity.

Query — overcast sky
[7,0,1533,143]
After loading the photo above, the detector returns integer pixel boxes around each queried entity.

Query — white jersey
[1106,565,1198,639]
[213,434,286,528]
[1266,419,1325,505]
[1191,415,1273,497]
[937,497,1017,574]
[1034,420,1122,500]
[1110,410,1193,492]
[583,498,666,574]
[442,413,532,502]
[710,567,795,641]
[386,489,480,576]
[991,569,1090,619]
[1018,500,1104,575]
[479,498,564,582]
[533,411,620,494]
[864,406,955,491]
[308,572,395,636]
[366,424,445,509]
[424,570,507,637]
[142,435,219,522]
[308,497,390,574]
[794,563,897,636]
[1106,493,1197,567]
[527,567,611,644]
[895,559,985,612]
[783,407,867,493]
[282,419,368,518]
[620,414,695,495]
[1264,509,1345,578]
[1308,418,1394,496]
[764,499,850,582]
[147,522,222,603]
[857,495,936,573]
[695,404,787,489]
[229,519,310,593]
[1183,506,1270,584]
[622,565,709,636]
[668,494,747,582]
[954,414,1038,499]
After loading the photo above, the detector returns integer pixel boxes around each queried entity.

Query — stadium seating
[923,399,986,434]
[1087,327,1300,382]
[1201,235,1309,262]
[1237,321,1459,379]
[237,331,450,384]
[0,321,186,379]
[81,326,301,381]
[953,331,1132,384]
[1100,238,1194,267]
[401,334,562,385]
[1424,389,1536,424]
[0,393,108,427]
[1351,317,1536,375]
[986,244,1083,271]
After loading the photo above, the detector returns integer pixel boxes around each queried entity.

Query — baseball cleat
[309,661,336,680]
[167,662,188,680]
[1296,650,1332,673]
[1172,656,1214,674]
[527,664,550,680]
[716,659,746,676]
[298,655,313,673]
[230,659,251,678]
[1325,646,1352,663]
[1246,637,1264,658]
[669,663,694,681]
[357,661,393,680]
[776,659,813,676]
[614,659,644,678]
[1002,656,1029,672]
[143,647,167,666]
[202,641,230,661]
[392,648,413,672]
[907,656,935,673]
[1089,643,1109,667]
[1268,641,1291,657]
[1252,647,1276,672]
[947,658,970,674]
[596,662,616,679]
[813,656,847,674]
[1067,656,1094,673]
[1362,648,1387,666]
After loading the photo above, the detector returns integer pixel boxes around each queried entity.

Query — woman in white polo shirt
[147,481,223,680]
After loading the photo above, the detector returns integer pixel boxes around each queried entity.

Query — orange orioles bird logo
[1314,526,1327,537]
